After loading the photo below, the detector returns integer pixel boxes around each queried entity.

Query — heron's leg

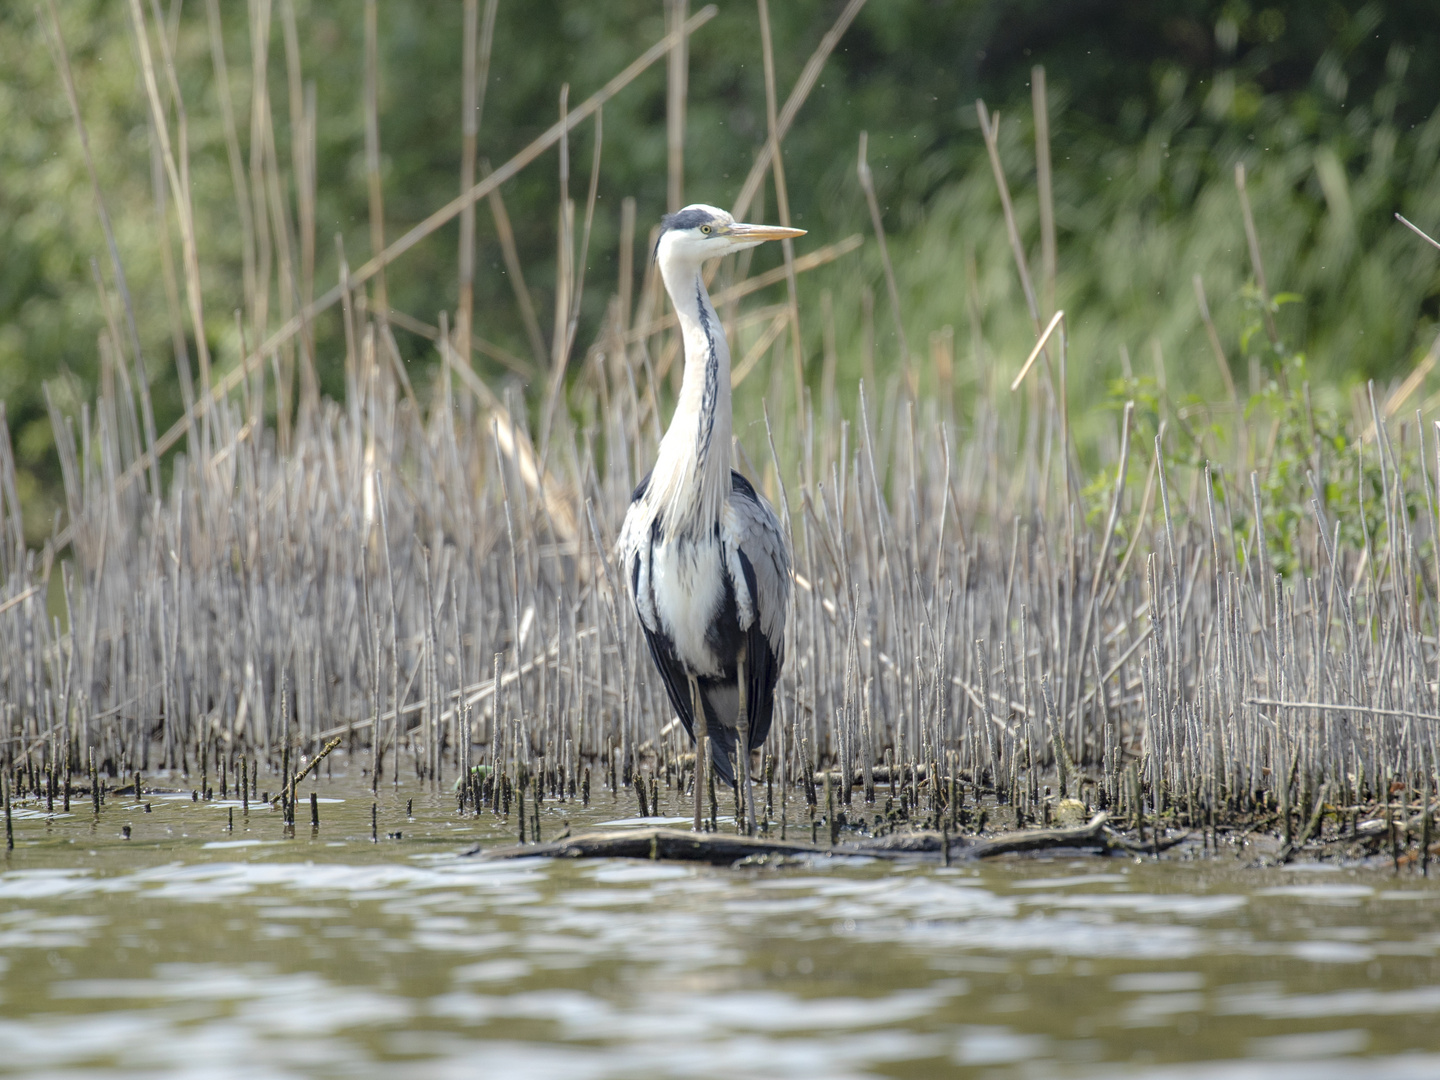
[737,651,756,836]
[689,674,706,832]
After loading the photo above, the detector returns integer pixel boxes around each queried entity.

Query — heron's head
[654,204,805,269]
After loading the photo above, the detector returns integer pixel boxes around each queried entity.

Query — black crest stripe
[654,207,718,259]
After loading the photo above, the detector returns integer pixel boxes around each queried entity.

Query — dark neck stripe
[694,276,718,470]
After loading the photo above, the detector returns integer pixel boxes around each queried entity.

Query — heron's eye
[700,224,712,234]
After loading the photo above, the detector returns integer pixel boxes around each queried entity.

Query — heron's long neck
[650,263,732,531]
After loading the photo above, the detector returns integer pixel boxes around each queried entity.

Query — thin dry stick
[1397,212,1440,253]
[1433,421,1440,700]
[539,84,574,459]
[364,0,388,314]
[1103,436,1159,610]
[976,95,1059,480]
[1032,65,1056,319]
[618,196,636,333]
[1010,310,1063,393]
[384,305,528,377]
[976,101,1041,332]
[1192,272,1248,466]
[565,107,604,362]
[1367,329,1440,439]
[756,0,807,407]
[286,736,343,800]
[149,117,196,430]
[247,0,273,351]
[1192,274,1239,405]
[1235,162,1278,351]
[856,132,911,392]
[551,84,572,383]
[0,586,41,619]
[278,0,314,316]
[258,49,305,449]
[482,159,548,369]
[1071,401,1134,730]
[203,0,257,328]
[300,69,318,336]
[456,0,499,365]
[666,0,689,212]
[1247,699,1440,723]
[731,310,790,389]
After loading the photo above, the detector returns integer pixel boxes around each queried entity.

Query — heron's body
[626,466,787,784]
[618,204,798,820]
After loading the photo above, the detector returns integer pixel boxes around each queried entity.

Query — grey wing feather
[725,472,790,650]
[725,472,790,756]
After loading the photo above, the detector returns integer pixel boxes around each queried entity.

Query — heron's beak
[725,222,806,243]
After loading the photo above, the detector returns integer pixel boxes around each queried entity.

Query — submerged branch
[472,813,1115,864]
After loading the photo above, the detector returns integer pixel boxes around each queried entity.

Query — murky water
[2,773,1438,1078]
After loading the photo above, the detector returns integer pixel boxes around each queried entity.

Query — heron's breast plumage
[649,531,731,678]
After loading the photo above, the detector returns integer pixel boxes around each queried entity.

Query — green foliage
[4,1,1440,543]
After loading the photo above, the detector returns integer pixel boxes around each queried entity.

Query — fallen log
[471,812,1115,864]
[476,828,827,865]
[965,812,1113,857]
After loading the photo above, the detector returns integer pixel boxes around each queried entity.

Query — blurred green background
[2,1,1439,541]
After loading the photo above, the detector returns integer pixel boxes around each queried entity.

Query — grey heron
[619,204,800,834]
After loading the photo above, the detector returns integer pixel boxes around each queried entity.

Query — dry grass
[1,3,1437,857]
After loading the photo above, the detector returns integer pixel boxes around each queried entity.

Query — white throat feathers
[647,260,733,534]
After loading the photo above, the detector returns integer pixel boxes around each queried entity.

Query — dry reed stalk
[258,35,304,449]
[364,0,387,315]
[277,0,313,321]
[1397,212,1440,252]
[1234,163,1279,351]
[756,0,807,408]
[856,133,911,396]
[618,196,636,334]
[247,0,274,358]
[479,160,547,369]
[665,0,689,213]
[1192,274,1241,407]
[126,0,213,402]
[385,306,529,378]
[567,109,604,364]
[731,310,790,389]
[975,101,1041,333]
[456,0,498,367]
[1031,65,1056,320]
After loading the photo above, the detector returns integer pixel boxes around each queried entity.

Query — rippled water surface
[2,775,1438,1078]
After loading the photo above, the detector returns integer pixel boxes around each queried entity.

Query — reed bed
[1,2,1437,860]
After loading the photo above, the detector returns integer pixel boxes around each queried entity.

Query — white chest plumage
[648,532,728,678]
